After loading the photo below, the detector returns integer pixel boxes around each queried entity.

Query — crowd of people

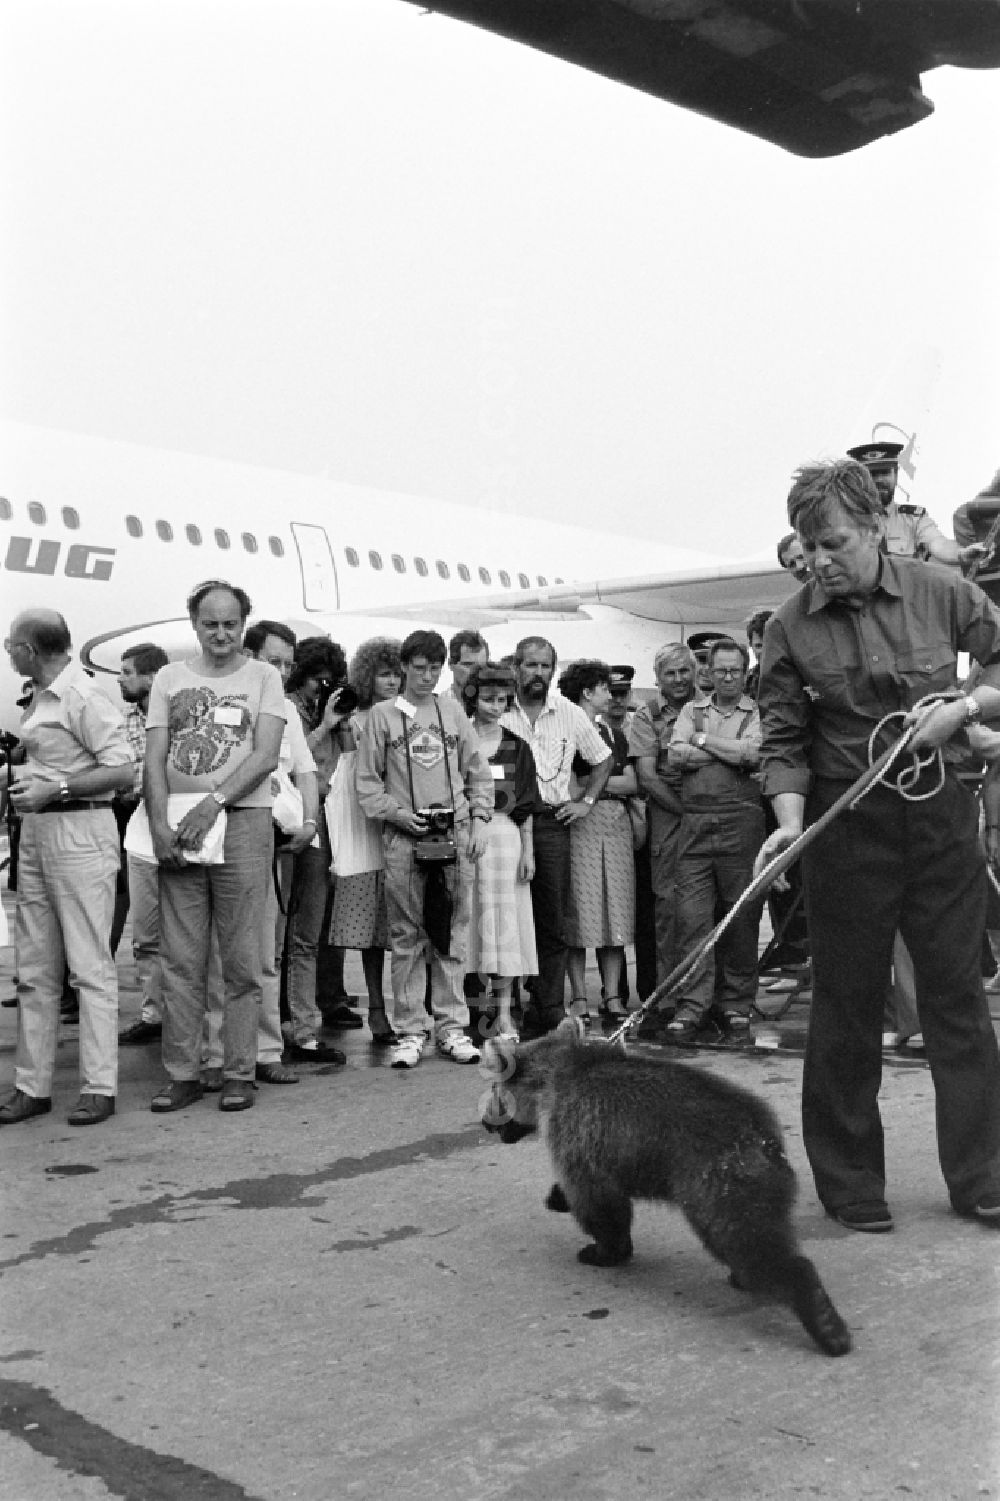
[2,443,1000,1229]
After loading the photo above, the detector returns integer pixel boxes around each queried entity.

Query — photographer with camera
[355,630,494,1069]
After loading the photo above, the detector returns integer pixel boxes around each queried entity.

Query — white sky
[1,0,998,558]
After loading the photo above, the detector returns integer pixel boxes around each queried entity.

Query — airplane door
[291,523,341,612]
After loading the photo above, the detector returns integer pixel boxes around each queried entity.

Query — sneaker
[118,1018,163,1046]
[388,1034,426,1069]
[435,1031,481,1065]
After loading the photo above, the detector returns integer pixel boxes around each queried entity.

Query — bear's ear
[556,1016,586,1042]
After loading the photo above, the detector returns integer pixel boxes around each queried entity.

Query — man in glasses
[664,638,764,1042]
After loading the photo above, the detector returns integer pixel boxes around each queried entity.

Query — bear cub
[481,1021,851,1357]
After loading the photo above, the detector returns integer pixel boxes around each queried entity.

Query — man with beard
[116,643,170,1046]
[627,643,697,991]
[501,637,612,1037]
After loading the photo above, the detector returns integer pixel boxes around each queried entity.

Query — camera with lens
[317,680,359,719]
[413,805,457,866]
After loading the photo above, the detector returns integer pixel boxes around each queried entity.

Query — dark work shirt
[758,554,1000,795]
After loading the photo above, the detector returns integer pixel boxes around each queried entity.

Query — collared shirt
[669,693,761,768]
[20,660,133,798]
[882,500,947,560]
[280,698,316,780]
[758,553,1000,796]
[627,693,689,811]
[123,703,147,796]
[501,693,611,807]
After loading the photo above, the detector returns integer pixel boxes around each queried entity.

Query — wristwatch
[694,732,707,749]
[963,695,982,725]
[211,790,227,808]
[59,778,70,801]
[582,794,596,807]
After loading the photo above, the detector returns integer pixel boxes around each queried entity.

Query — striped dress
[468,729,539,977]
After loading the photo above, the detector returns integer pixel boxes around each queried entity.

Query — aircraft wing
[353,557,798,632]
[409,0,1000,158]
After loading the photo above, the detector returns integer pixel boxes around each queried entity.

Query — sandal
[150,1080,203,1113]
[599,997,628,1019]
[664,1016,701,1044]
[565,999,592,1029]
[219,1079,255,1112]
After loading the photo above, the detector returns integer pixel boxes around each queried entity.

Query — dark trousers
[632,840,657,1001]
[673,802,764,1017]
[802,775,1000,1213]
[528,813,571,1027]
[648,805,683,985]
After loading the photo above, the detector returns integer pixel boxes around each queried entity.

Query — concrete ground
[1,896,999,1501]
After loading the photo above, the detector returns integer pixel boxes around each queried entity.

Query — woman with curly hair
[461,662,539,1042]
[557,659,637,1025]
[328,636,403,1044]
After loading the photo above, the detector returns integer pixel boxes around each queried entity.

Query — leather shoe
[284,1040,346,1065]
[150,1080,204,1113]
[68,1093,115,1126]
[0,1089,52,1126]
[955,1191,1000,1225]
[826,1201,894,1233]
[255,1062,300,1084]
[319,1003,364,1030]
[220,1079,255,1112]
[118,1018,162,1046]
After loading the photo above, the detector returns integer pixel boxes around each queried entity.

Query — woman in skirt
[460,661,539,1043]
[557,659,637,1024]
[329,637,402,1044]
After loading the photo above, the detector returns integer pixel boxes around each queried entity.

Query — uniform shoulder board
[897,504,926,516]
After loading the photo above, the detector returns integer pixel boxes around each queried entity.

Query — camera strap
[401,698,458,823]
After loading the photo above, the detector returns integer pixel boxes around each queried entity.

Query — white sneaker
[436,1031,481,1064]
[388,1034,425,1069]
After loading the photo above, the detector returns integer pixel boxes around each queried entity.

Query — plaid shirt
[123,704,147,796]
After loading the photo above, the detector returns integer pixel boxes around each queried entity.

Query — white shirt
[501,693,610,807]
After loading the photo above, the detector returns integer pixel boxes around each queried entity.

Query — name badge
[213,706,242,727]
[395,696,417,718]
[491,764,505,780]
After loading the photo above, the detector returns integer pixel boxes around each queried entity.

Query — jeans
[382,824,471,1040]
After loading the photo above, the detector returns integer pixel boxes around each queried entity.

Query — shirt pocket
[894,643,956,698]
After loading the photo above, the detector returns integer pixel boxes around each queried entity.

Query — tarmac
[1,894,999,1501]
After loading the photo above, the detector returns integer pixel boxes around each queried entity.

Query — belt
[33,800,110,814]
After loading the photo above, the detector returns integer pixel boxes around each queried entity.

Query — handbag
[626,796,647,852]
[325,750,384,877]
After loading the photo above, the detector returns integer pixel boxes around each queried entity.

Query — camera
[413,805,457,866]
[316,681,358,719]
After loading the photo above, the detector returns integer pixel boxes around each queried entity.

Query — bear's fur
[481,1023,851,1357]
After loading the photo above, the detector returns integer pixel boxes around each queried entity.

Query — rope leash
[602,695,957,1050]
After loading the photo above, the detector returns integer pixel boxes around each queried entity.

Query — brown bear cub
[481,1022,851,1357]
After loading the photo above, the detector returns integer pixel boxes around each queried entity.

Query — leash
[603,694,957,1050]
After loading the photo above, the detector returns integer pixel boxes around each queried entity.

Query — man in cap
[847,441,988,568]
[603,665,636,737]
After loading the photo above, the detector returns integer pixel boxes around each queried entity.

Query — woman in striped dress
[558,660,637,1024]
[461,662,539,1043]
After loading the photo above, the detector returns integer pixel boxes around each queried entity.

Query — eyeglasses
[712,667,743,678]
[3,638,29,655]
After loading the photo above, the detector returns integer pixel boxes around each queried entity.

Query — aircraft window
[369,550,383,571]
[392,553,406,574]
[436,560,450,580]
[537,575,548,587]
[414,556,428,577]
[0,498,11,521]
[28,502,46,526]
[457,563,470,582]
[186,524,202,545]
[61,506,80,530]
[126,515,143,538]
[156,520,174,542]
[478,567,491,586]
[499,570,511,588]
[518,572,529,589]
[555,576,564,584]
[214,528,230,550]
[268,535,284,558]
[345,547,359,567]
[242,532,258,555]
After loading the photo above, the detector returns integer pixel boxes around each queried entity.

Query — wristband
[964,694,982,725]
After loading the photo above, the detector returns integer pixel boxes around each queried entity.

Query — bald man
[0,610,134,1127]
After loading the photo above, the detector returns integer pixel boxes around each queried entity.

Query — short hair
[121,641,169,676]
[557,658,611,704]
[787,459,881,540]
[348,636,403,709]
[776,532,798,566]
[286,635,348,694]
[243,619,296,656]
[461,660,516,716]
[400,629,447,666]
[745,608,773,642]
[653,642,696,674]
[448,629,489,665]
[186,579,252,622]
[709,638,750,671]
[19,612,71,656]
[513,635,556,669]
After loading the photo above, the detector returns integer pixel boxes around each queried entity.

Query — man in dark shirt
[756,458,1000,1232]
